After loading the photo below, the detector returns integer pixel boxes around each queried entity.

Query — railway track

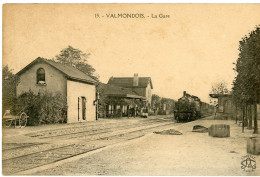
[25,120,134,138]
[2,143,39,151]
[25,116,171,138]
[41,119,173,140]
[23,117,171,139]
[3,117,176,175]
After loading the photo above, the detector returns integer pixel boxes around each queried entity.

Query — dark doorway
[82,97,86,120]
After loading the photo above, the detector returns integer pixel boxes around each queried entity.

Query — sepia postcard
[2,3,260,176]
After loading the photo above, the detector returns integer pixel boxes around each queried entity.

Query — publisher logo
[241,155,256,172]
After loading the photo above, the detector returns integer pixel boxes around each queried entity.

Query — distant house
[107,73,153,106]
[209,93,260,120]
[97,83,147,118]
[16,57,97,123]
[95,73,153,118]
[209,94,234,114]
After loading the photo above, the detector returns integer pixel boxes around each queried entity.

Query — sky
[3,4,260,102]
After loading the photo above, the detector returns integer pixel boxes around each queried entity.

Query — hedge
[12,91,67,126]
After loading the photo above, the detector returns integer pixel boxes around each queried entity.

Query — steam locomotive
[174,91,212,122]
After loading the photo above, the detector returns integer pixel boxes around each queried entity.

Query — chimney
[133,73,139,86]
[183,91,186,97]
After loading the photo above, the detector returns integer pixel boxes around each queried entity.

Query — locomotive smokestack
[183,91,186,96]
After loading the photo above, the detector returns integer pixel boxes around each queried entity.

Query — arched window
[37,68,45,84]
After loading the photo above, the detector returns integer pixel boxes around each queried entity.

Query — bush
[13,91,67,126]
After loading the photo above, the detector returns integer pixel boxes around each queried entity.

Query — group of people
[127,107,148,118]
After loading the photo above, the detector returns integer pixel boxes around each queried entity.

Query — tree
[55,45,99,81]
[161,97,176,114]
[2,65,20,114]
[151,94,161,111]
[151,94,176,115]
[210,80,230,95]
[232,26,260,134]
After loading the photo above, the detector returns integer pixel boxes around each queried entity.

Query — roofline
[16,57,43,76]
[126,94,147,99]
[67,77,96,85]
[108,76,153,89]
[16,57,97,84]
[111,77,151,79]
[106,93,146,100]
[148,77,153,89]
[113,86,148,88]
[209,94,232,98]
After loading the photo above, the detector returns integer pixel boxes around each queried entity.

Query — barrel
[247,137,260,155]
[208,124,230,137]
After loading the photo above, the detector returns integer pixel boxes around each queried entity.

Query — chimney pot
[133,73,139,86]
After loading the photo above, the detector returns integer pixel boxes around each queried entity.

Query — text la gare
[151,13,170,18]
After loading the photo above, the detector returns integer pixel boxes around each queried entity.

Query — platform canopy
[209,94,231,98]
